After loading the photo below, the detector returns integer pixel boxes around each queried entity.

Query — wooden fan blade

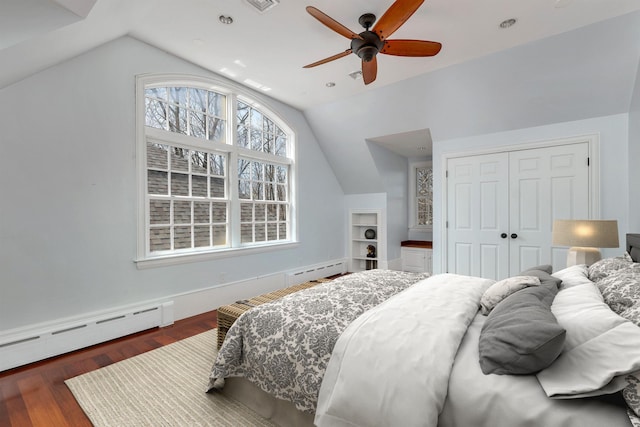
[362,57,378,85]
[303,49,352,68]
[381,39,442,56]
[373,0,424,40]
[306,6,363,40]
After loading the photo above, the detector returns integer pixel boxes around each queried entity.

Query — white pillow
[536,281,640,398]
[479,275,541,315]
[551,264,591,290]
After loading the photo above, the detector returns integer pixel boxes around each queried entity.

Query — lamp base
[566,247,602,267]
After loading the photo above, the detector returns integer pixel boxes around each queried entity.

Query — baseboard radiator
[285,260,348,286]
[0,301,174,372]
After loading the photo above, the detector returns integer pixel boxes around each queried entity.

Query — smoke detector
[244,0,279,13]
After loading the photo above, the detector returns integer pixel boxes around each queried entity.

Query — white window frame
[408,160,433,232]
[134,74,298,269]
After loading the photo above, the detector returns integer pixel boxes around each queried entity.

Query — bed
[208,234,640,426]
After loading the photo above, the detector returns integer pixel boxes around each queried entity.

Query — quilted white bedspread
[315,273,494,427]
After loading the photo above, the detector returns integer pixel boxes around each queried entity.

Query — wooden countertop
[401,240,433,249]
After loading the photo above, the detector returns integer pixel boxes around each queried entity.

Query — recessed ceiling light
[499,18,517,29]
[244,79,263,89]
[219,68,237,78]
[219,15,233,24]
[326,82,336,87]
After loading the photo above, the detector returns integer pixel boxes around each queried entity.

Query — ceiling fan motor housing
[351,31,384,62]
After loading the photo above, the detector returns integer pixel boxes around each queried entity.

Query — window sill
[134,241,300,269]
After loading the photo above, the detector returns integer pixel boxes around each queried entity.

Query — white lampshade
[552,219,619,266]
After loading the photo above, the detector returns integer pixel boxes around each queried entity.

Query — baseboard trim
[0,301,173,372]
[0,258,348,371]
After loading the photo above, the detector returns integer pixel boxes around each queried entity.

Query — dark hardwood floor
[0,310,217,427]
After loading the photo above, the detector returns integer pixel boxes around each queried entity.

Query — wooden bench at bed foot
[216,278,333,349]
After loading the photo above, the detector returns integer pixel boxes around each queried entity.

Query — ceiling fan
[303,0,442,85]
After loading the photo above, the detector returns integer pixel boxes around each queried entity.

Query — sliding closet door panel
[447,153,509,279]
[509,143,589,274]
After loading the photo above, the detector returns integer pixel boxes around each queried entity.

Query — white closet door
[509,143,590,273]
[447,153,509,279]
[446,142,590,280]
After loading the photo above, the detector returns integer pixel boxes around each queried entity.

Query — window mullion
[188,149,194,249]
[140,78,295,263]
[229,151,240,247]
[228,93,241,248]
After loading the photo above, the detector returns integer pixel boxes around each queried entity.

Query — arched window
[135,75,296,267]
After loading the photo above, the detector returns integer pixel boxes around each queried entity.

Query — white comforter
[315,274,494,427]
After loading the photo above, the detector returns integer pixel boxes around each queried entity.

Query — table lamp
[552,219,619,267]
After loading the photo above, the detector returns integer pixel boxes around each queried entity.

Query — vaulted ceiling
[3,0,640,111]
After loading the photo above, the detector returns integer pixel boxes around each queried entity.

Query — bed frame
[222,377,314,427]
[627,233,640,262]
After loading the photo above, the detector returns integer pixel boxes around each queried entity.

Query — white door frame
[439,133,600,274]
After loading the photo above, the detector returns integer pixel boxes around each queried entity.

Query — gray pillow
[479,281,565,375]
[479,276,541,315]
[519,266,562,290]
[524,264,553,274]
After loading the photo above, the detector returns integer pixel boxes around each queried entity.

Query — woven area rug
[65,329,276,427]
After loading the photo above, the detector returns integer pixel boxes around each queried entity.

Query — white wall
[0,36,345,331]
[629,57,640,233]
[367,142,409,262]
[431,114,630,273]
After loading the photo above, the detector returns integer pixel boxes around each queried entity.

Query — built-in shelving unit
[349,209,382,272]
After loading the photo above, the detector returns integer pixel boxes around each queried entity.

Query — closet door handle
[500,233,508,239]
[511,233,518,239]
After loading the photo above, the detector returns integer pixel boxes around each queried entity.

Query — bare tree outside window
[141,82,293,259]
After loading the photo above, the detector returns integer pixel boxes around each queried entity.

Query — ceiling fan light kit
[303,0,442,85]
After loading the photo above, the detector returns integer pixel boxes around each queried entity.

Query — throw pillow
[551,264,591,290]
[537,281,640,398]
[480,275,541,315]
[596,265,640,326]
[519,265,562,291]
[478,283,565,375]
[524,264,553,274]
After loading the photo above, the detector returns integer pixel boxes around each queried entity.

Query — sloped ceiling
[1,0,82,50]
[2,0,640,111]
[2,1,640,195]
[304,11,640,193]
